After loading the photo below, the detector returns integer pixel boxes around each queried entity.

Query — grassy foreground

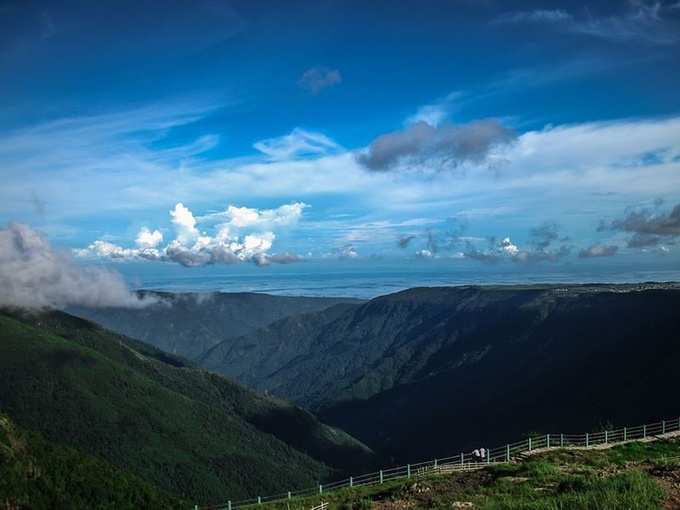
[254,439,680,510]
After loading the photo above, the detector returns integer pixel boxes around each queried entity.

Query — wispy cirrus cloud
[253,128,341,161]
[494,2,680,45]
[405,91,462,127]
[495,9,572,25]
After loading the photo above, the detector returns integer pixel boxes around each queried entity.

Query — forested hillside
[0,309,374,504]
[69,292,361,360]
[200,284,680,461]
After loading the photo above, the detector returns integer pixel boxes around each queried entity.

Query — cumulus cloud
[461,225,572,264]
[135,227,163,249]
[358,120,516,172]
[77,201,306,267]
[0,223,154,309]
[600,201,680,248]
[170,202,199,244]
[579,244,619,258]
[298,66,342,94]
[499,237,520,256]
[202,202,308,229]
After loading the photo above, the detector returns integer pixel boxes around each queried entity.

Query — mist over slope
[69,291,361,360]
[199,284,680,461]
[0,309,374,504]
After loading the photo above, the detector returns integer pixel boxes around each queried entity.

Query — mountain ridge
[68,291,362,361]
[197,283,680,461]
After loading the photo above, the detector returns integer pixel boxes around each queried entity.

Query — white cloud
[135,227,163,249]
[0,223,155,309]
[170,202,199,244]
[204,202,308,228]
[499,237,519,256]
[77,201,305,267]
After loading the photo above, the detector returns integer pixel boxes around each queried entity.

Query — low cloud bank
[0,223,154,309]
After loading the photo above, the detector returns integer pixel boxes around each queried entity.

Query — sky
[1,0,680,300]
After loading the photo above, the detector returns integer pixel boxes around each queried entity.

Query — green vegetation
[252,439,680,510]
[0,413,184,509]
[0,309,372,505]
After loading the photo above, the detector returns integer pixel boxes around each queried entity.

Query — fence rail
[197,416,680,510]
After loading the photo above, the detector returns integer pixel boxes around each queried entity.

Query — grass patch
[255,439,680,510]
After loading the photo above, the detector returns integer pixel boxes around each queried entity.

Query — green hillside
[0,309,373,505]
[0,413,184,510]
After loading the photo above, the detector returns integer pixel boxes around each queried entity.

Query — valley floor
[252,438,680,510]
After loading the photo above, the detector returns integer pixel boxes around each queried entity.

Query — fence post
[528,437,532,451]
[604,430,608,444]
[486,447,490,464]
[585,433,589,447]
[407,464,411,478]
[506,444,510,462]
[546,434,550,449]
[228,501,232,510]
[624,427,627,441]
[319,484,323,495]
[194,506,198,510]
[663,420,666,434]
[560,433,564,447]
[643,425,647,438]
[288,492,291,500]
[379,470,383,484]
[349,476,353,488]
[258,497,262,505]
[460,452,464,467]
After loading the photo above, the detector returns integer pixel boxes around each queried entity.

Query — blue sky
[2,0,680,280]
